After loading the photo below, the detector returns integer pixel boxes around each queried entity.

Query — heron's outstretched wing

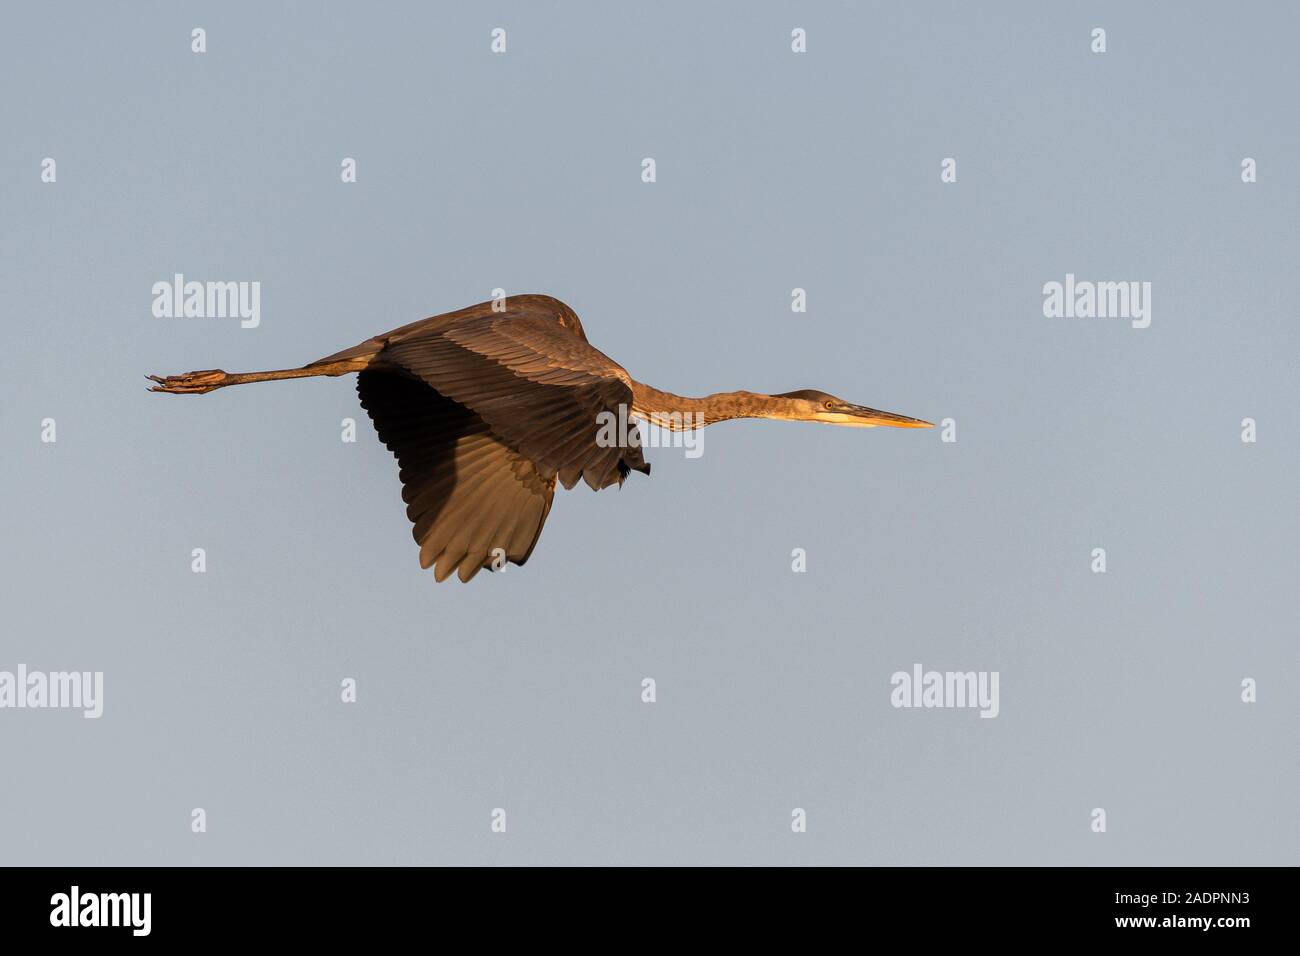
[381,313,650,491]
[357,369,555,583]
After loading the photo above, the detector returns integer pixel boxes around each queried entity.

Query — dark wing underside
[350,296,650,582]
[357,370,556,582]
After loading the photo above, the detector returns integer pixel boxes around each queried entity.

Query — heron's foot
[146,369,230,394]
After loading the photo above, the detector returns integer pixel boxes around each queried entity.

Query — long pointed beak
[845,405,934,428]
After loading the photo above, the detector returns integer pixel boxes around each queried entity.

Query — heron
[148,294,932,582]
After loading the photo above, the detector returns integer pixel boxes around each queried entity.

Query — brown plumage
[148,294,931,582]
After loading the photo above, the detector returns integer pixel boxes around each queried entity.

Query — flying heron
[148,294,932,582]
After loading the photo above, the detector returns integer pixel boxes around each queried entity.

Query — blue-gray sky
[1,1,1295,864]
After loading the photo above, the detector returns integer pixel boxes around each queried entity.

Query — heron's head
[773,389,934,428]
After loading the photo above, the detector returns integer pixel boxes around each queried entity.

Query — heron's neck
[630,381,787,430]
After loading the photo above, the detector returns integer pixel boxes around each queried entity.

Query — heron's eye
[824,401,834,409]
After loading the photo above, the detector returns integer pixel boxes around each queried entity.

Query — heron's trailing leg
[147,359,371,394]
